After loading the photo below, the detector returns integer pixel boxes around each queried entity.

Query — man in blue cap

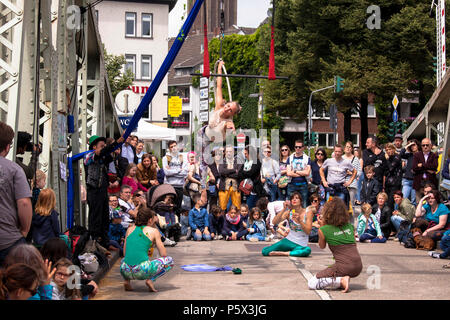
[84,134,124,249]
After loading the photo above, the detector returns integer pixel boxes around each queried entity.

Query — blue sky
[169,0,272,37]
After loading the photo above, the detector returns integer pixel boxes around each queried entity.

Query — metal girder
[0,0,24,159]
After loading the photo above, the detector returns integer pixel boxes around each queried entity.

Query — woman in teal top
[308,198,362,293]
[415,190,449,241]
[120,207,174,292]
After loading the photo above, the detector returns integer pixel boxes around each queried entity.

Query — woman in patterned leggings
[120,207,174,292]
[262,192,313,257]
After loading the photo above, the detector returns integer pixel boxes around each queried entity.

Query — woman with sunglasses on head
[343,142,362,213]
[310,148,328,205]
[261,147,281,202]
[278,145,291,200]
[415,190,449,241]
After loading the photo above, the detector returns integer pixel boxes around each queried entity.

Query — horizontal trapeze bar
[190,73,289,80]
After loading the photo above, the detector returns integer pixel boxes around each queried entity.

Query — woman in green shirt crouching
[120,207,174,292]
[308,198,362,293]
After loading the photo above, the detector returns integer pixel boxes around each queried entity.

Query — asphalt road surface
[93,237,449,300]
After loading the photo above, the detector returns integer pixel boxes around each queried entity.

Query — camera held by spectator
[17,131,41,155]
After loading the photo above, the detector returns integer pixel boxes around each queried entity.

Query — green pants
[262,238,311,257]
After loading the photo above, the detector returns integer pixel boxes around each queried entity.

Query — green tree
[259,0,438,145]
[207,30,282,130]
[104,46,134,99]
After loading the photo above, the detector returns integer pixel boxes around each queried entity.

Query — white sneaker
[164,238,177,247]
[428,251,441,259]
[265,236,272,242]
[217,235,223,240]
[249,237,259,242]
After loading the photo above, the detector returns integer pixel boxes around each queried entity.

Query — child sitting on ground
[108,211,126,256]
[188,194,211,241]
[50,258,82,300]
[32,188,62,246]
[222,205,248,241]
[356,203,386,243]
[239,204,250,228]
[209,205,224,240]
[108,194,123,221]
[40,239,98,299]
[154,194,181,243]
[308,198,362,293]
[180,209,190,237]
[246,207,269,242]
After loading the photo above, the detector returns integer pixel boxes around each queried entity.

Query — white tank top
[285,210,309,247]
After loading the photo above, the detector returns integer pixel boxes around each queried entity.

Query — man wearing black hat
[84,134,124,249]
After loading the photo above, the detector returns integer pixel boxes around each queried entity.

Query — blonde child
[246,208,269,242]
[356,203,386,243]
[308,197,363,293]
[32,169,46,208]
[32,188,61,246]
[50,258,82,300]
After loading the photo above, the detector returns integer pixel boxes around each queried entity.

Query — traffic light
[387,122,398,141]
[311,131,318,145]
[304,131,310,146]
[433,56,437,72]
[334,76,345,93]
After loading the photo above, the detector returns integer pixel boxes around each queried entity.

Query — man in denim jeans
[320,144,357,207]
[286,140,311,208]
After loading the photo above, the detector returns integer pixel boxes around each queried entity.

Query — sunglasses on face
[281,149,289,152]
[312,199,319,203]
[316,153,324,156]
[295,146,304,149]
[422,144,430,147]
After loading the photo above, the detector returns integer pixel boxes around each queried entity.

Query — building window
[125,54,136,75]
[142,101,152,120]
[142,13,153,38]
[352,104,377,118]
[95,10,99,24]
[368,103,376,117]
[317,132,338,148]
[351,133,360,147]
[125,12,136,37]
[141,55,152,80]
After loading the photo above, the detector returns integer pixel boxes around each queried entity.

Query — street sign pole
[308,84,335,156]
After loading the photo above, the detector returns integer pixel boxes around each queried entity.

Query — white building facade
[95,0,177,126]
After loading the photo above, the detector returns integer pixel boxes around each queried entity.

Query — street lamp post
[308,85,335,156]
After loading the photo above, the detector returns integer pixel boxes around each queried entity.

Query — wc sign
[118,116,136,130]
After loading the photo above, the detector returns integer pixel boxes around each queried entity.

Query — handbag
[278,175,289,189]
[239,178,253,195]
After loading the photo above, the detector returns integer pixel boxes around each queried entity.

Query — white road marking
[290,257,332,300]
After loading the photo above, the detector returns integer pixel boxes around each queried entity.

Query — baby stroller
[147,184,181,244]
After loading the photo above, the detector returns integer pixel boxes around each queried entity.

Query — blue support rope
[66,0,205,229]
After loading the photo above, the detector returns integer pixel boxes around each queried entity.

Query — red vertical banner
[268,25,276,80]
[202,24,210,77]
